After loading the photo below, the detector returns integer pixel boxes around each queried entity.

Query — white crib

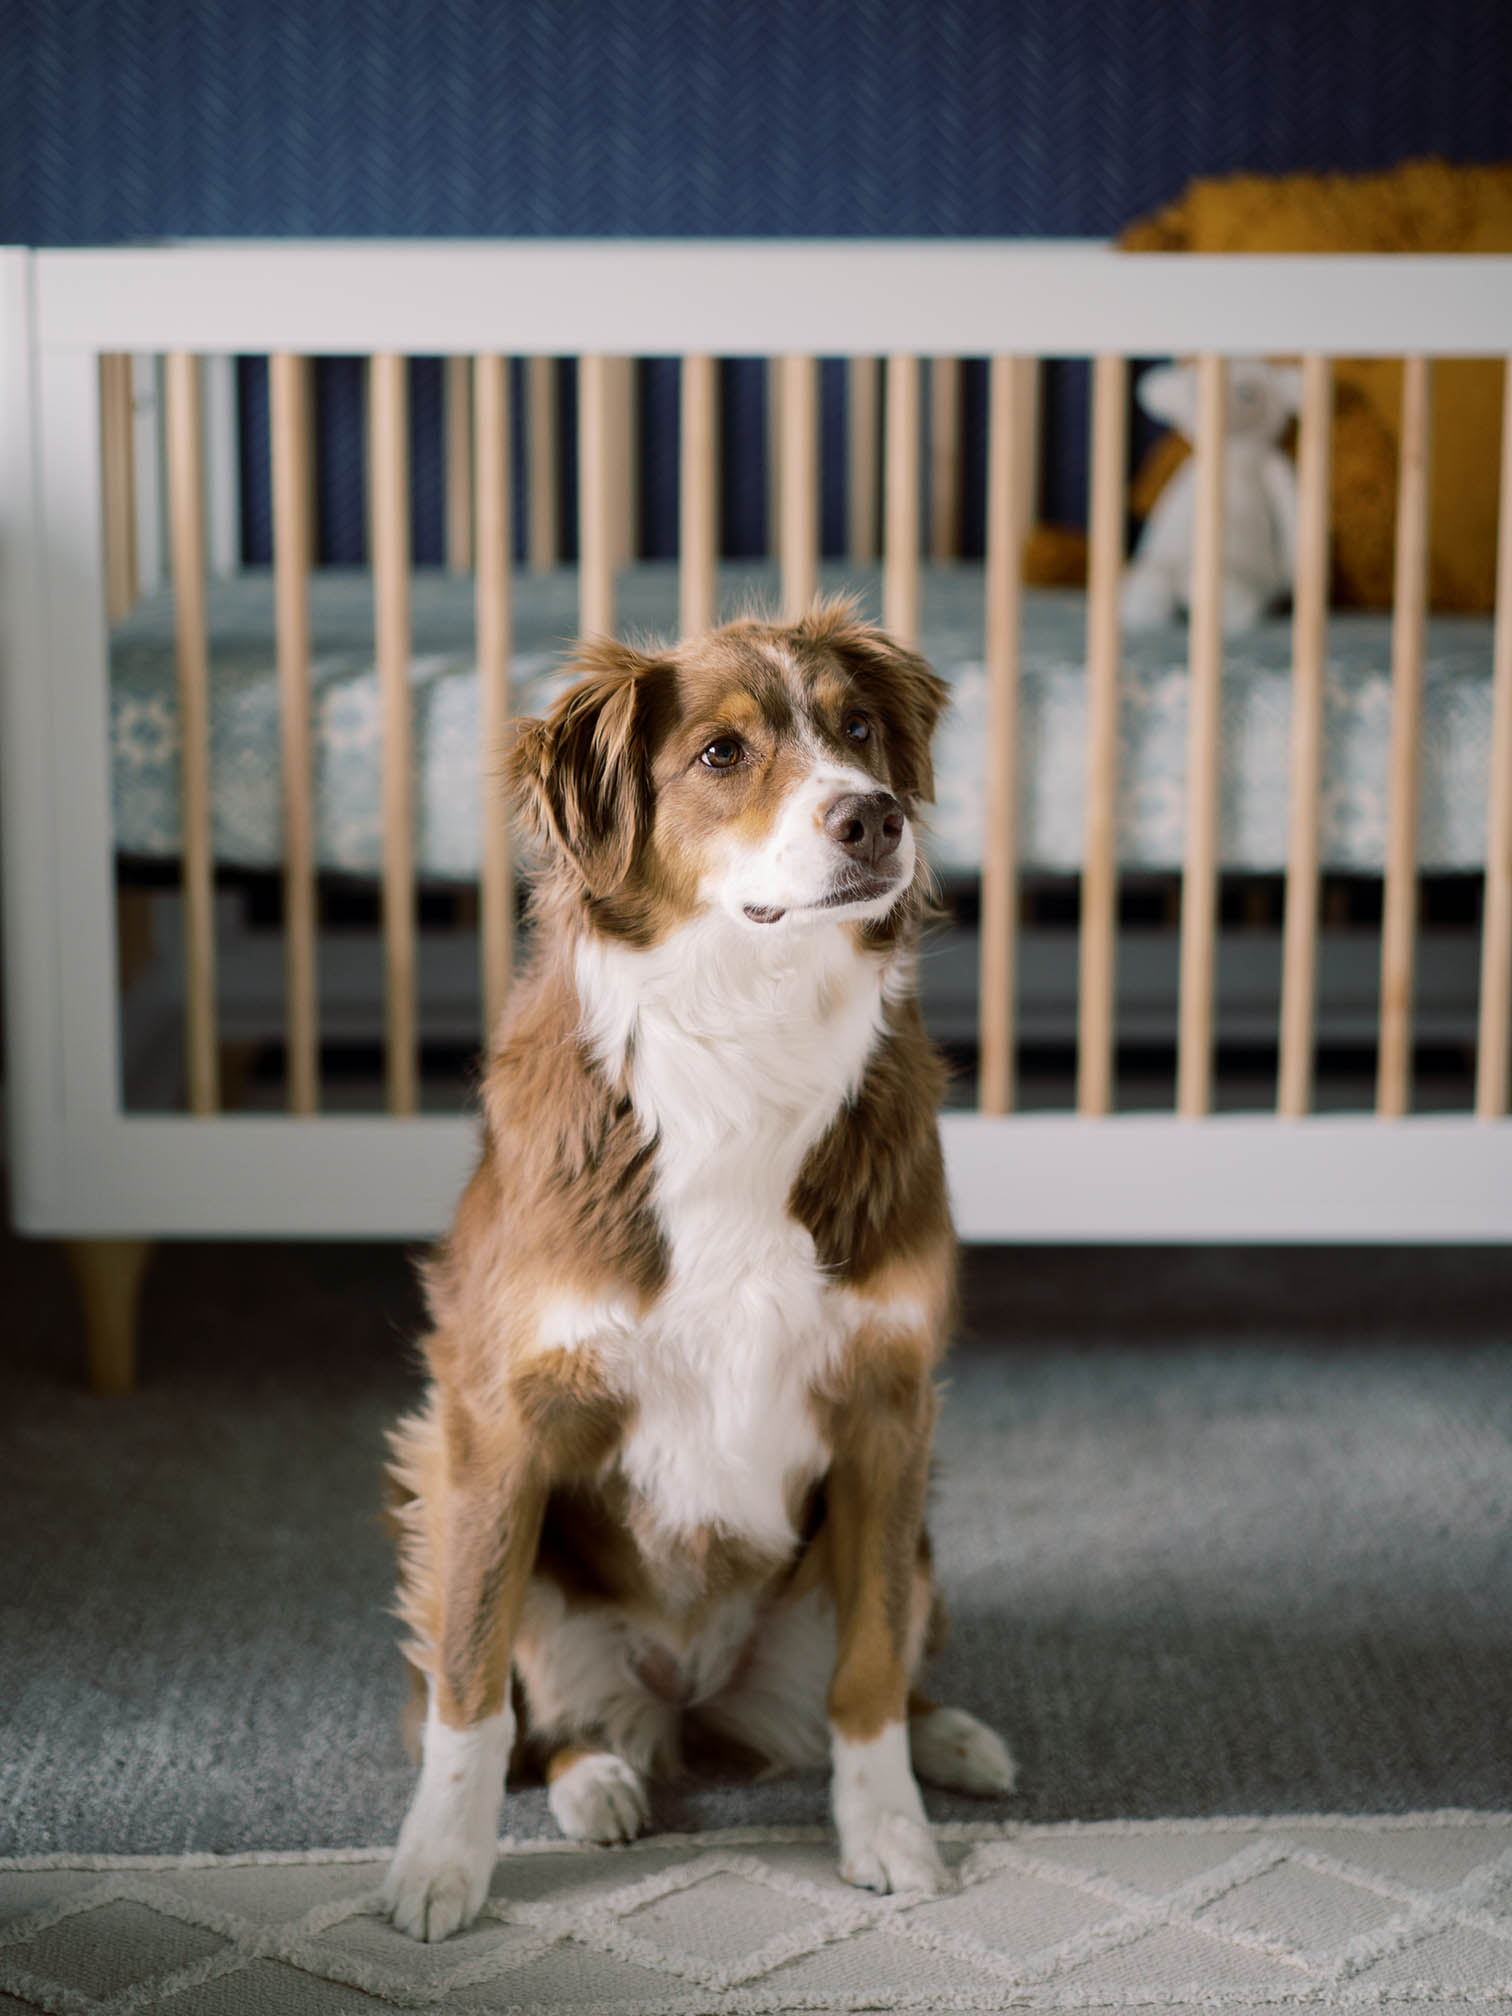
[3,242,1511,1389]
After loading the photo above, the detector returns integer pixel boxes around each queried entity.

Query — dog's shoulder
[479,947,638,1181]
[426,945,667,1351]
[791,990,951,1288]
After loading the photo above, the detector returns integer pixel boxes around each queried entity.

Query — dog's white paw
[832,1723,954,1898]
[909,1704,1018,1795]
[548,1751,649,1844]
[839,1808,953,1896]
[382,1699,509,1942]
[381,1823,496,1943]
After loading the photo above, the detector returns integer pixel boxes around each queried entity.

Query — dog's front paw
[548,1750,649,1844]
[381,1826,496,1943]
[839,1808,952,1896]
[832,1725,953,1897]
[384,1699,511,1942]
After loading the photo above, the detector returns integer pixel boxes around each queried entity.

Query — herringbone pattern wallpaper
[4,0,1507,246]
[6,0,1508,564]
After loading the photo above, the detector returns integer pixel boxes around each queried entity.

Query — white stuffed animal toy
[1121,359,1301,633]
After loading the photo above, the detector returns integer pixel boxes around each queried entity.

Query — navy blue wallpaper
[5,0,1510,245]
[5,0,1509,562]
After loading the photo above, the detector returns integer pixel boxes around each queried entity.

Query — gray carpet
[3,1226,1511,1858]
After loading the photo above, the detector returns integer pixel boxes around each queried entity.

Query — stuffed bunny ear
[1269,364,1303,418]
[1136,362,1198,437]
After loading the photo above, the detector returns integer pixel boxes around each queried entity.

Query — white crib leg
[64,1239,153,1395]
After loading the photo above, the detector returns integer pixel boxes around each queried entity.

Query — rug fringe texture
[3,1813,1510,2013]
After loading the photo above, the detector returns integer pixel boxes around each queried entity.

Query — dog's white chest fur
[566,916,889,1559]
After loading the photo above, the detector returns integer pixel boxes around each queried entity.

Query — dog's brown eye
[701,736,742,770]
[844,713,871,743]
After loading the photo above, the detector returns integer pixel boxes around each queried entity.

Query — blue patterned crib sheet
[110,564,1498,879]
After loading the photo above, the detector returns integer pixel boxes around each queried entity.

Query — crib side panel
[13,242,1512,1242]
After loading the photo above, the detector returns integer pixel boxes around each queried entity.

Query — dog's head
[509,601,949,944]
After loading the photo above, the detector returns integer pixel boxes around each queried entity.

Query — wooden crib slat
[884,355,921,645]
[579,354,615,638]
[979,355,1027,1115]
[1476,355,1512,1119]
[680,353,718,639]
[929,357,962,561]
[369,352,417,1116]
[1176,355,1228,1120]
[847,357,880,562]
[444,354,473,577]
[1377,354,1433,1119]
[475,354,514,1041]
[270,352,319,1115]
[100,354,137,623]
[1077,353,1128,1118]
[779,353,819,621]
[527,356,558,573]
[165,351,219,1116]
[1278,355,1334,1119]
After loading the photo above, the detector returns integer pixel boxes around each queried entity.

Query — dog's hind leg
[907,1698,1018,1796]
[382,1343,631,1942]
[691,1581,835,1775]
[545,1745,651,1844]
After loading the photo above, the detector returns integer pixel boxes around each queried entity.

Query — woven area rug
[4,1814,1512,2013]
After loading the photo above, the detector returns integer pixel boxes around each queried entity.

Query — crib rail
[33,242,1512,355]
[6,242,1512,1241]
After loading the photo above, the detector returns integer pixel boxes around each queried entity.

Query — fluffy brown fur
[381,603,1008,1944]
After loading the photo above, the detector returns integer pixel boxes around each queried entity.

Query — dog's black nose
[822,791,905,867]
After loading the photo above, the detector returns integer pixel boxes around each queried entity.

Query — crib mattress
[109,563,1498,879]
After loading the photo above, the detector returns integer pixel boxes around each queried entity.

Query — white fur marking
[574,906,893,1556]
[702,753,916,929]
[381,1694,511,1942]
[548,1751,650,1843]
[833,1290,930,1341]
[832,1722,951,1896]
[534,1294,637,1357]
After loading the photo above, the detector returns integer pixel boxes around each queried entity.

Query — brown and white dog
[380,601,1016,1943]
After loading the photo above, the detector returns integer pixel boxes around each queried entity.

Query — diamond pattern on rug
[2,1817,1511,2012]
[4,1897,230,1999]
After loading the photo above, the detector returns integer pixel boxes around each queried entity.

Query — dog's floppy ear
[509,640,665,897]
[797,601,950,807]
